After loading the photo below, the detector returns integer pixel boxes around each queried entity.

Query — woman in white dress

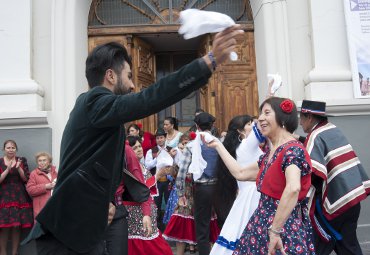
[211,115,264,255]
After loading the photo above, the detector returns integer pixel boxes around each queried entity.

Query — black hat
[300,100,327,116]
[194,112,216,126]
[155,128,167,137]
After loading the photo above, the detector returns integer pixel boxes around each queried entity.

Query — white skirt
[210,181,260,255]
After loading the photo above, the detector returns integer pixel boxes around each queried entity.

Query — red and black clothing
[0,157,33,229]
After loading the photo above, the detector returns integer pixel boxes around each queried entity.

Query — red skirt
[209,216,221,243]
[163,213,196,244]
[128,231,172,255]
[163,213,220,244]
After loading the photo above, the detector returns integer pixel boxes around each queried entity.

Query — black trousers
[154,180,170,216]
[104,205,129,255]
[193,183,216,255]
[314,203,362,255]
[35,232,106,255]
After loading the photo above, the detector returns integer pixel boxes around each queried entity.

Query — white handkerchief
[179,9,235,39]
[267,73,282,94]
[156,150,173,171]
[188,131,218,181]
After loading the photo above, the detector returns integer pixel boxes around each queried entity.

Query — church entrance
[88,0,259,134]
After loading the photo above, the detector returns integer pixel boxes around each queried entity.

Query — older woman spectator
[205,97,315,255]
[26,152,58,220]
[0,139,33,255]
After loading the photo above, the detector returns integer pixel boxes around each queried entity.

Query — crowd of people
[1,26,369,255]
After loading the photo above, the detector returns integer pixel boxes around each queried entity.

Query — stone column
[305,0,353,101]
[250,0,293,103]
[0,0,44,112]
[50,0,91,165]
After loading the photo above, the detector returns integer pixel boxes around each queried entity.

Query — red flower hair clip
[189,131,197,140]
[136,123,143,129]
[280,99,294,113]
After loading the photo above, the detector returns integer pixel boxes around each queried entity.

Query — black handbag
[122,168,150,203]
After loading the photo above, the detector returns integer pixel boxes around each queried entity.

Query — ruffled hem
[163,214,196,243]
[163,213,220,243]
[215,235,238,250]
[128,233,172,255]
[0,223,32,228]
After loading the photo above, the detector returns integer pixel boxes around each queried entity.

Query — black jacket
[35,58,212,252]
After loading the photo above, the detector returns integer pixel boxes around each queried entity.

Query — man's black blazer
[35,59,212,252]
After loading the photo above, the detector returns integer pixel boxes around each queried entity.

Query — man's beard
[113,76,131,95]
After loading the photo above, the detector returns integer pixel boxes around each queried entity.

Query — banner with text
[344,0,370,98]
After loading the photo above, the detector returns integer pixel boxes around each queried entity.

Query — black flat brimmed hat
[155,128,167,137]
[300,100,327,116]
[194,112,216,126]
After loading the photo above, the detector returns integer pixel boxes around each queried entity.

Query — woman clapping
[0,140,33,255]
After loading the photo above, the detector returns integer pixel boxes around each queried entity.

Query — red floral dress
[0,157,33,228]
[232,141,316,255]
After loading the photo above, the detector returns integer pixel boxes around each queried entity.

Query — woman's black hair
[259,97,298,133]
[3,139,18,151]
[164,116,179,130]
[127,124,143,137]
[126,136,142,147]
[213,115,253,226]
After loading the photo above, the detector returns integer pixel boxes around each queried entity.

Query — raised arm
[206,138,259,181]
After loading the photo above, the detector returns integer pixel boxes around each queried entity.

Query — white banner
[343,0,370,98]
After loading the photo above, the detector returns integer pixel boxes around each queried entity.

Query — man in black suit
[23,25,243,254]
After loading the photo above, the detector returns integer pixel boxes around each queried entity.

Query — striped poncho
[304,121,370,241]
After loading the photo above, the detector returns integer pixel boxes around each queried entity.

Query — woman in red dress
[0,140,33,255]
[127,123,156,157]
[205,97,315,255]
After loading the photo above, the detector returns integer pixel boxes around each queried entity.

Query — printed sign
[344,0,370,98]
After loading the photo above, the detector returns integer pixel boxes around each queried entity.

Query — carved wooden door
[131,37,157,133]
[198,32,259,133]
[216,32,259,132]
[88,35,128,53]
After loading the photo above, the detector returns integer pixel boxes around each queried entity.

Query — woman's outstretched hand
[200,133,220,149]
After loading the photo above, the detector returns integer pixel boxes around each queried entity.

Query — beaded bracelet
[208,51,217,71]
[268,225,283,236]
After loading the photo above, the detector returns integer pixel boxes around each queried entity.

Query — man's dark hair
[198,122,213,131]
[259,97,298,133]
[85,42,132,88]
[195,108,205,115]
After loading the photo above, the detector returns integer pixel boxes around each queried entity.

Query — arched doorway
[88,0,259,133]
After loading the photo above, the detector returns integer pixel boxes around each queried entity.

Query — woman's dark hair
[164,117,179,130]
[127,124,143,137]
[85,42,132,88]
[126,136,142,147]
[259,97,298,133]
[214,115,252,226]
[3,139,18,151]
